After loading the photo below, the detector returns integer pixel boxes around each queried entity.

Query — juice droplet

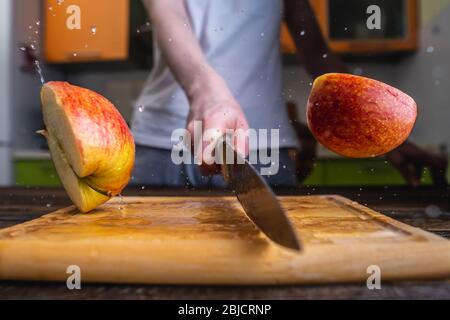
[118,194,125,210]
[90,26,97,35]
[34,60,45,85]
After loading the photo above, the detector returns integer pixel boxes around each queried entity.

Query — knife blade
[220,140,302,251]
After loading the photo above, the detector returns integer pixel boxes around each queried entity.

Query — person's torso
[132,0,297,150]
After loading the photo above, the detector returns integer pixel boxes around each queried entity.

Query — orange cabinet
[44,0,130,63]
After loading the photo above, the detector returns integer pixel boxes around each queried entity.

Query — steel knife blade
[220,140,302,251]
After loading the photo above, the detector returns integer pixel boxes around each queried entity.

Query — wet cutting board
[0,196,449,285]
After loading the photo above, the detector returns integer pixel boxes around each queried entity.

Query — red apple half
[307,73,417,158]
[39,82,135,213]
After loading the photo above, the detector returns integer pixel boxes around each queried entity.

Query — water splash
[118,193,125,210]
[34,60,45,85]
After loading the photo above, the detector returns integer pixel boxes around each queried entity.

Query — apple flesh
[40,82,135,213]
[307,73,417,158]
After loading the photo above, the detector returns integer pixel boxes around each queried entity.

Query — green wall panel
[14,158,439,187]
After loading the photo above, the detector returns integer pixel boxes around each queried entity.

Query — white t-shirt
[131,0,298,150]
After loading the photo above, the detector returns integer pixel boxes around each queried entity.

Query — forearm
[284,0,348,79]
[143,0,228,101]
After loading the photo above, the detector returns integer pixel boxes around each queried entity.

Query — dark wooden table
[0,186,449,300]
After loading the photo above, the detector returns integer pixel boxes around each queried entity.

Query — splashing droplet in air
[30,43,37,50]
[138,105,145,112]
[36,20,41,26]
[57,0,64,5]
[300,30,306,36]
[90,26,97,35]
[118,194,125,210]
[34,60,45,85]
[19,46,26,52]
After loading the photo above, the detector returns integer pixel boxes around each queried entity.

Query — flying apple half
[39,82,135,213]
[307,73,417,158]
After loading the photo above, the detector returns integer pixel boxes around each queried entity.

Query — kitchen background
[1,0,449,187]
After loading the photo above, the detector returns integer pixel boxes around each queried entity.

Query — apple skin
[307,73,417,158]
[40,81,135,212]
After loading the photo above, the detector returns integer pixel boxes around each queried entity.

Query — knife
[220,139,302,251]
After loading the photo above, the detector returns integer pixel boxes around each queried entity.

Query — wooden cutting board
[0,196,449,285]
